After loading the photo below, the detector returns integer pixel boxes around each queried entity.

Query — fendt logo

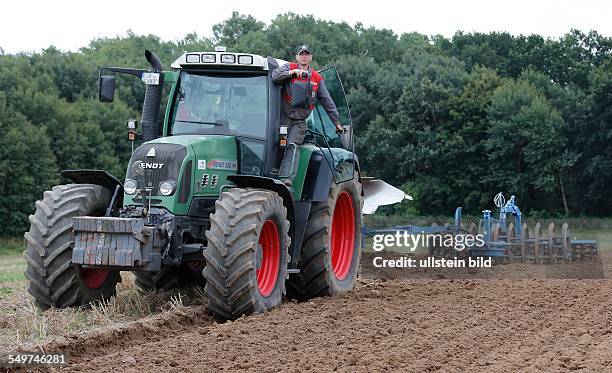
[138,162,164,170]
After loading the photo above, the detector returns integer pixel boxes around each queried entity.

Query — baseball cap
[296,44,311,54]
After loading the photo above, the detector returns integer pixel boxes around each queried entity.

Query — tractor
[23,48,365,320]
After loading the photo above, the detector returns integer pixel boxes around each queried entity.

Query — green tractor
[24,48,364,320]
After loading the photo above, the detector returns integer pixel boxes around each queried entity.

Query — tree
[485,80,567,212]
[518,68,582,214]
[360,52,468,213]
[1,14,612,231]
[447,66,503,211]
[0,93,59,236]
[212,12,265,48]
[576,58,612,214]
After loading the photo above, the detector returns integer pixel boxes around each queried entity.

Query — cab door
[306,65,355,183]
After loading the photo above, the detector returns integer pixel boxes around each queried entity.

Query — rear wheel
[24,184,121,309]
[287,171,363,300]
[202,188,290,320]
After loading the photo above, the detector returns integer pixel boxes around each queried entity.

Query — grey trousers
[279,118,306,179]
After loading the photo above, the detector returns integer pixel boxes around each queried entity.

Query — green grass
[0,271,24,283]
[0,239,26,289]
[0,237,26,290]
[568,229,612,251]
[0,237,24,257]
[0,254,26,288]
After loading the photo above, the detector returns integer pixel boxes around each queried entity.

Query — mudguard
[61,169,122,191]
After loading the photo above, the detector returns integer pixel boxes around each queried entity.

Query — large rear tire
[202,188,290,320]
[24,184,121,309]
[287,171,363,300]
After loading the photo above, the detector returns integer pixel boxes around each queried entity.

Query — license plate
[141,72,160,85]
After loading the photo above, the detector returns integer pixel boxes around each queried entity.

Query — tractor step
[286,268,300,274]
[182,243,204,254]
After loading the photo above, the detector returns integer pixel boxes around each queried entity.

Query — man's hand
[335,123,345,134]
[289,69,302,77]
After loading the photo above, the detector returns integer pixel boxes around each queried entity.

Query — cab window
[307,66,353,149]
[171,72,268,138]
[306,66,355,182]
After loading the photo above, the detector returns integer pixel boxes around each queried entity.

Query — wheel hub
[257,219,281,297]
[79,267,109,290]
[330,191,355,280]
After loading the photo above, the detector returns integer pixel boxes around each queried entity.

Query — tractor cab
[163,49,356,188]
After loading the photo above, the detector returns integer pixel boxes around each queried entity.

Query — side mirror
[99,75,116,102]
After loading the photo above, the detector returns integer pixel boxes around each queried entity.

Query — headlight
[124,179,137,195]
[159,181,175,196]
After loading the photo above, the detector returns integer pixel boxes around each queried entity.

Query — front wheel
[24,184,120,309]
[287,171,363,300]
[202,188,290,320]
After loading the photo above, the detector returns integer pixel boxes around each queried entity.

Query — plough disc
[561,222,570,263]
[520,223,529,263]
[534,223,542,264]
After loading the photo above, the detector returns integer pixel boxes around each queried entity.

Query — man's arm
[317,78,341,126]
[272,63,296,83]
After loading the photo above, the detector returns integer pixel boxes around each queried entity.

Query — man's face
[296,51,312,66]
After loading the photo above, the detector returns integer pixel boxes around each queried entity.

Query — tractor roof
[171,51,287,71]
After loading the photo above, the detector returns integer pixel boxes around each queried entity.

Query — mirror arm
[98,67,148,80]
[97,67,151,102]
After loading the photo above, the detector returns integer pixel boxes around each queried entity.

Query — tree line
[1,12,611,236]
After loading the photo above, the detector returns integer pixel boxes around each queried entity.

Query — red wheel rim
[331,191,356,280]
[79,267,109,290]
[257,219,281,297]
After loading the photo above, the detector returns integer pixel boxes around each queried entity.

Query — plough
[362,192,598,264]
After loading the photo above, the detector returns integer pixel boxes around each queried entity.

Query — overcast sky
[2,0,610,54]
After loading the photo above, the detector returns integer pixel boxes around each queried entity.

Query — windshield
[171,72,268,138]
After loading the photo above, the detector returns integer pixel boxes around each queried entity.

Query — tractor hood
[124,135,238,215]
[146,134,236,149]
[149,134,239,197]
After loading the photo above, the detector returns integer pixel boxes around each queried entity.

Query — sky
[1,0,610,54]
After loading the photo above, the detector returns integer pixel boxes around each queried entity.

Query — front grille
[126,143,187,196]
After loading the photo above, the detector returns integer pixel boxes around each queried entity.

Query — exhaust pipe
[141,50,164,143]
[145,50,162,72]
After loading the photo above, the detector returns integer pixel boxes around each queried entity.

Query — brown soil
[17,251,612,372]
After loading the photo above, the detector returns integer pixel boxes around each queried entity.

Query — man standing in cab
[272,44,344,187]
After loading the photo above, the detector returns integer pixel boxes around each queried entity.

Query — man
[272,44,343,187]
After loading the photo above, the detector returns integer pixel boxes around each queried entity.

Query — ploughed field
[5,249,610,372]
